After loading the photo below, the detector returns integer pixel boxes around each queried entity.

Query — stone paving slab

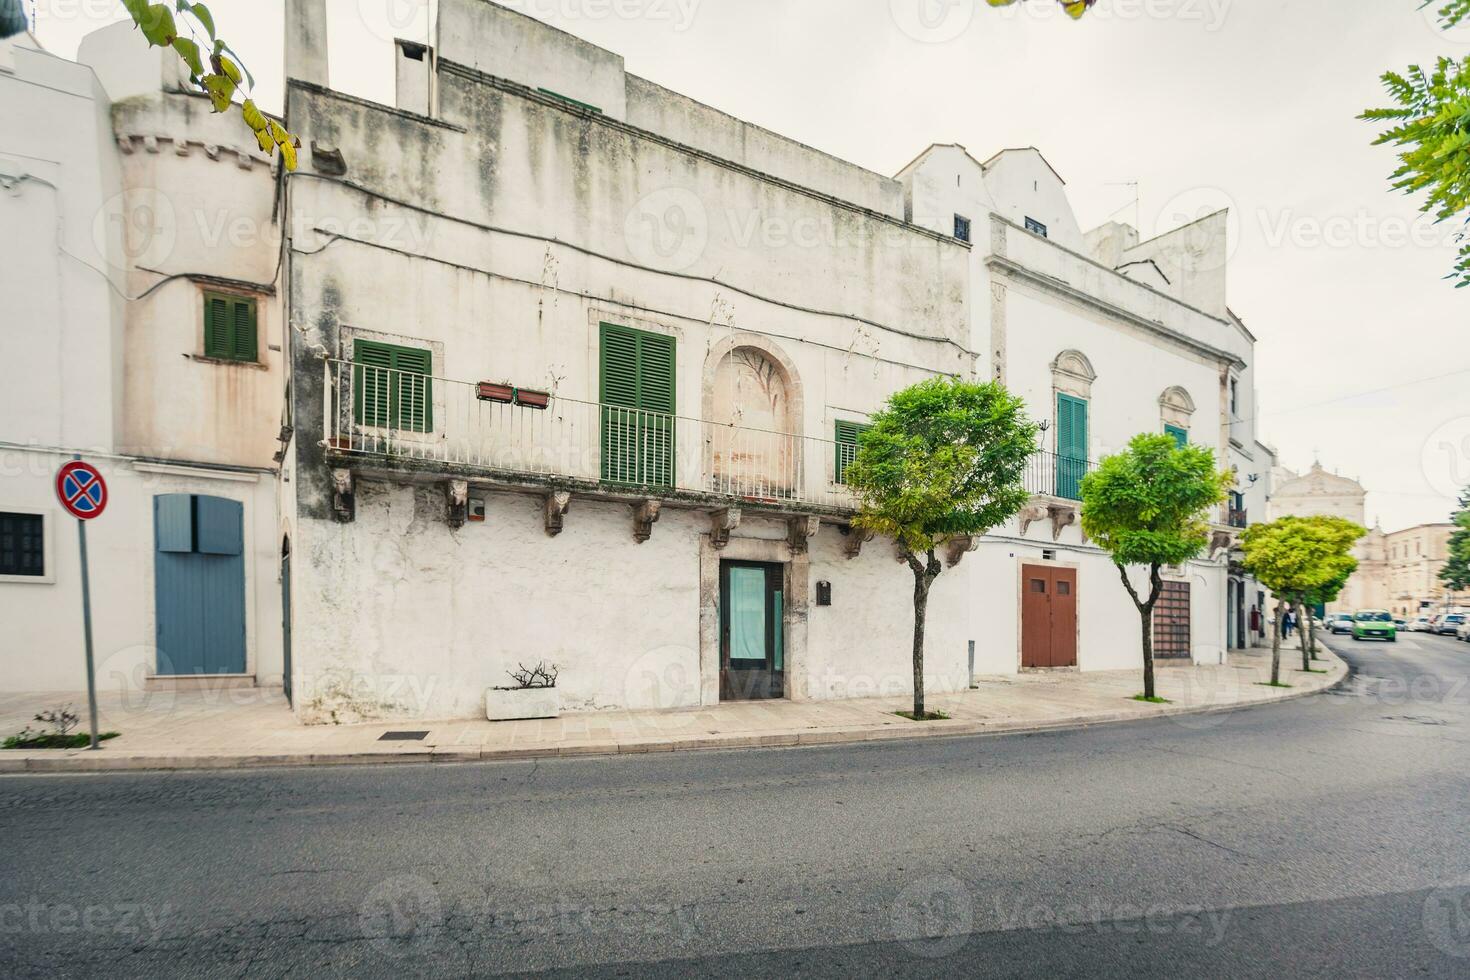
[0,642,1345,773]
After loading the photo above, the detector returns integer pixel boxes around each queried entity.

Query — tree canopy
[1079,433,1231,569]
[1442,506,1470,592]
[1242,516,1365,606]
[848,377,1038,555]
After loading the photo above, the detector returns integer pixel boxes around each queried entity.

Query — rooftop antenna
[1104,180,1140,230]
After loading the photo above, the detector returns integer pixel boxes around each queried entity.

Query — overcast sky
[33,0,1470,530]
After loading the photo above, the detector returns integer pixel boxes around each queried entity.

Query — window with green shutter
[1056,393,1089,500]
[834,420,872,485]
[353,339,433,433]
[599,323,675,487]
[1164,424,1188,448]
[203,293,259,362]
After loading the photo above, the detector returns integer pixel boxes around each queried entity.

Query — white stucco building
[4,1,1278,723]
[0,24,285,696]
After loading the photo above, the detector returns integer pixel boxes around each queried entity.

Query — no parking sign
[56,458,108,749]
[56,460,108,520]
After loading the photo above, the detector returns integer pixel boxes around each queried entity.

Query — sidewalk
[0,643,1345,773]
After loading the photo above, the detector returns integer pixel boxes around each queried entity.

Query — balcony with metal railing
[319,359,1098,517]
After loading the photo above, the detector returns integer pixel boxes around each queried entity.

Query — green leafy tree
[120,1,299,169]
[1361,2,1470,286]
[1242,516,1364,685]
[1080,434,1231,701]
[986,0,1097,18]
[1441,503,1470,596]
[1301,564,1352,662]
[847,378,1038,721]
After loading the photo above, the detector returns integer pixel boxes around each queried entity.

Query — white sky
[33,0,1470,531]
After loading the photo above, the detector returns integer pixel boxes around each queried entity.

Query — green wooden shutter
[203,294,258,362]
[1056,394,1088,500]
[231,298,258,362]
[599,323,674,487]
[834,421,870,485]
[204,295,231,359]
[1165,424,1188,448]
[354,340,432,432]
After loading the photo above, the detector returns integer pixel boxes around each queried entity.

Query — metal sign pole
[74,465,100,751]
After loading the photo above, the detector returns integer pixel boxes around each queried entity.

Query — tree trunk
[1308,615,1320,661]
[1116,563,1164,700]
[1270,599,1284,686]
[907,549,942,720]
[1296,602,1311,672]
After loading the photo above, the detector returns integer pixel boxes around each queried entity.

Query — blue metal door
[154,494,246,675]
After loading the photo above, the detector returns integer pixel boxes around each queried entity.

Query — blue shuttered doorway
[154,494,247,675]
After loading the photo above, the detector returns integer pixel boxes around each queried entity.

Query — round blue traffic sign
[56,460,108,520]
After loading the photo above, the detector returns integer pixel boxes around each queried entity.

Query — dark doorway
[1021,564,1078,668]
[1153,580,1193,659]
[281,536,293,705]
[719,560,785,700]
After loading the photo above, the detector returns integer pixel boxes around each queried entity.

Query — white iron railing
[322,359,860,511]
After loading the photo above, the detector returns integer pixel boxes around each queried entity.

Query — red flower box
[477,382,514,403]
[515,388,550,410]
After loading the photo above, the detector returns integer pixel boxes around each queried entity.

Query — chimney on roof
[285,0,329,88]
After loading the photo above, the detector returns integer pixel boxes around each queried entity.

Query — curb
[0,652,1348,775]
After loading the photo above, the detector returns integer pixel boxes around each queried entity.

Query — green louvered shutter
[393,345,433,433]
[231,298,258,362]
[354,340,432,432]
[637,331,675,487]
[1056,393,1088,500]
[600,323,674,487]
[204,294,231,359]
[1165,424,1188,448]
[834,420,870,485]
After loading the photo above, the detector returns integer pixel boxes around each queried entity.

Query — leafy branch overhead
[121,1,299,170]
[1361,1,1470,286]
[986,0,1097,18]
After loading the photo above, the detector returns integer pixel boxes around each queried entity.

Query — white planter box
[485,687,560,721]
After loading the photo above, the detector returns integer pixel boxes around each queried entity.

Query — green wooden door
[1056,393,1088,500]
[600,323,675,487]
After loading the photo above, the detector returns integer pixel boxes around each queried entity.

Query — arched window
[1159,386,1195,446]
[1050,351,1095,499]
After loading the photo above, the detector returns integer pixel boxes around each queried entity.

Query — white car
[1408,617,1434,633]
[1458,619,1470,642]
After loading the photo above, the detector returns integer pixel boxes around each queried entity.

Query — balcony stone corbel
[544,491,572,537]
[1018,502,1049,537]
[1210,529,1234,559]
[632,499,662,543]
[944,534,979,568]
[446,480,469,529]
[1047,503,1077,541]
[330,468,355,523]
[787,516,820,555]
[842,526,873,560]
[710,508,742,549]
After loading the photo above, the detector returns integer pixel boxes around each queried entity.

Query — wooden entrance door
[1021,565,1078,668]
[719,561,785,700]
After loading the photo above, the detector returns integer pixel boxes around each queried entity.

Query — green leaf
[136,3,176,46]
[171,37,204,76]
[202,72,235,112]
[181,1,216,41]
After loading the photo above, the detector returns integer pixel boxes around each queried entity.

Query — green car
[1352,610,1397,642]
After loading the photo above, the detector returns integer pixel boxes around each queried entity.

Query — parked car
[1458,619,1470,642]
[1437,613,1467,636]
[1352,610,1397,642]
[1408,617,1434,633]
[1394,617,1407,628]
[1327,614,1355,634]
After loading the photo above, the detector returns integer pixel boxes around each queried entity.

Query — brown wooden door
[1022,565,1078,668]
[1050,567,1077,667]
[1153,580,1192,659]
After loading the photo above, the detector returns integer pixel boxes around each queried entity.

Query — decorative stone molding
[1210,530,1234,559]
[710,508,742,549]
[842,527,873,560]
[1050,349,1097,399]
[632,499,662,543]
[543,491,571,537]
[787,516,820,554]
[944,535,979,568]
[445,480,469,528]
[1047,503,1077,541]
[1018,502,1049,537]
[330,468,354,523]
[1159,385,1196,430]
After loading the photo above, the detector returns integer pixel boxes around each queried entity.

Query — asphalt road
[3,631,1470,978]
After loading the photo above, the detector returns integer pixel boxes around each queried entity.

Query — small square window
[1057,581,1071,596]
[1030,579,1046,594]
[0,512,45,578]
[1024,217,1048,238]
[203,292,259,362]
[954,214,971,243]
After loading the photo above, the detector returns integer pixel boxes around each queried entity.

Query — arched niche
[702,335,804,499]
